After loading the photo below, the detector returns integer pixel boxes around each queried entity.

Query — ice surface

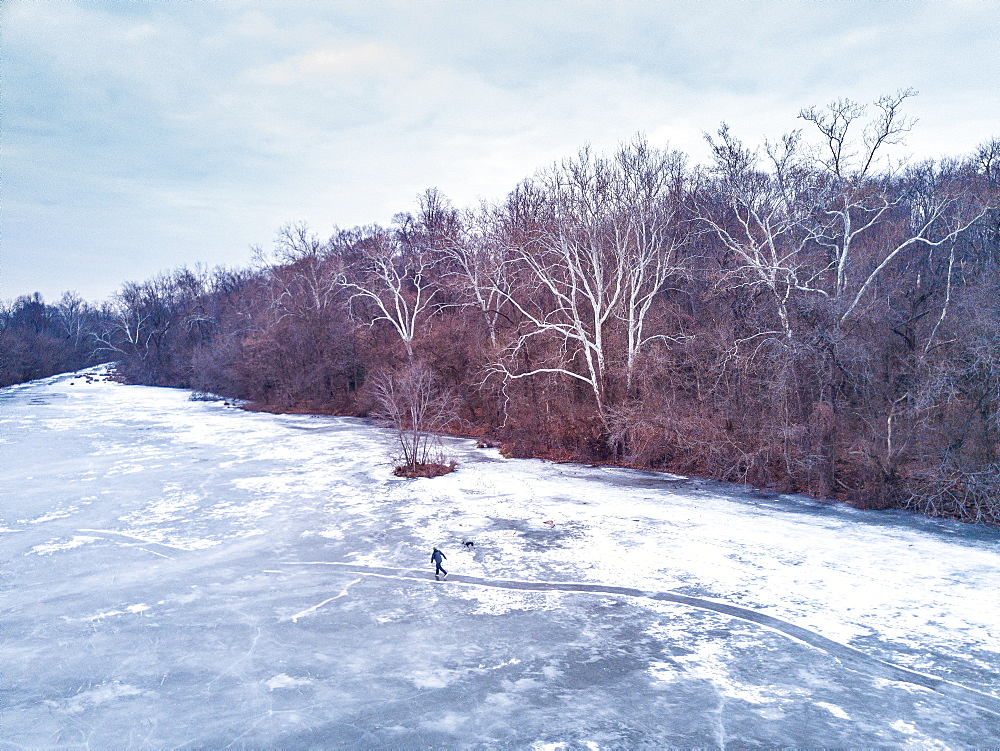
[1,366,999,747]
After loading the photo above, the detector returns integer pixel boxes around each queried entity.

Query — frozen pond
[1,366,999,747]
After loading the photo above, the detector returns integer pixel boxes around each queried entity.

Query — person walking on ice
[431,547,447,579]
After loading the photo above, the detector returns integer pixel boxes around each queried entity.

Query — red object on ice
[543,520,555,528]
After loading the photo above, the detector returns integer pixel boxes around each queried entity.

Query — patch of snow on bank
[29,535,101,555]
[49,682,144,714]
[815,701,850,719]
[266,674,312,690]
[19,505,82,524]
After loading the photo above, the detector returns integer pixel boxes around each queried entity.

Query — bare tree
[370,361,459,476]
[339,226,441,360]
[242,224,359,407]
[92,279,175,381]
[615,138,691,390]
[796,91,986,323]
[490,137,688,425]
[264,223,343,323]
[699,125,822,343]
[55,292,94,353]
[490,168,616,416]
[436,208,508,348]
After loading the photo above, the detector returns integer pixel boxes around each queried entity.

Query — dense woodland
[0,292,110,387]
[4,96,1000,523]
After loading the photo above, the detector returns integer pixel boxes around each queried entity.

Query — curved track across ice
[284,560,1000,717]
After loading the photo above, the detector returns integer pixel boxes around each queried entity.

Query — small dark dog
[463,541,475,548]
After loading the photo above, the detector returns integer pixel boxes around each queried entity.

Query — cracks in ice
[347,682,456,746]
[206,624,263,692]
[281,560,1000,718]
[78,528,180,557]
[712,692,727,750]
[286,577,362,623]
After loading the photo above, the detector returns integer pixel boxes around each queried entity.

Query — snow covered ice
[1,366,999,748]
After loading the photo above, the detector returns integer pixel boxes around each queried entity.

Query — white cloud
[256,42,410,84]
[1,0,997,302]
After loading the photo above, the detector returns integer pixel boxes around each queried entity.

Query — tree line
[0,292,111,386]
[4,94,999,523]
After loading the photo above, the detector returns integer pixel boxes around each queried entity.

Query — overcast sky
[2,0,998,303]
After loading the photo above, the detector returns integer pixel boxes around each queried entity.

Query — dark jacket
[431,549,446,564]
